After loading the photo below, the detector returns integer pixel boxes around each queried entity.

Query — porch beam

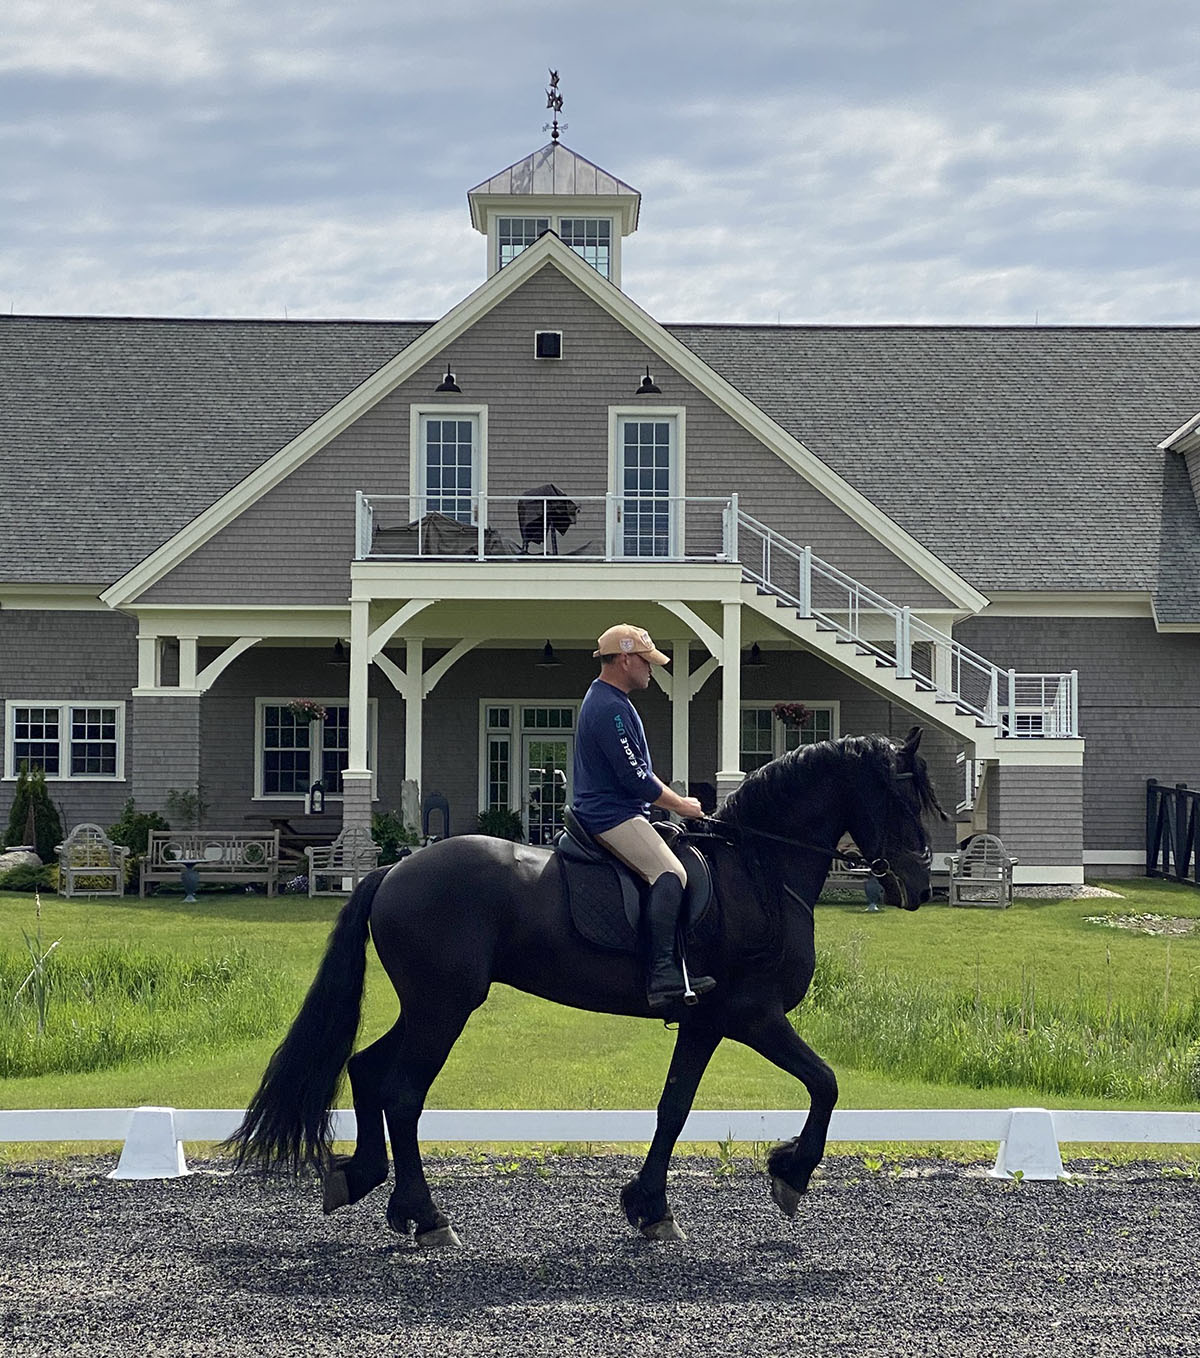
[367,598,436,660]
[658,600,724,661]
[193,636,262,693]
[422,637,485,699]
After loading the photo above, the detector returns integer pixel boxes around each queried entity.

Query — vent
[534,331,563,360]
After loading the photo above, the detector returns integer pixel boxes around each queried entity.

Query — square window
[535,331,563,359]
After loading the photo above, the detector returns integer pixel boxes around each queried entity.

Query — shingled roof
[3,314,1200,621]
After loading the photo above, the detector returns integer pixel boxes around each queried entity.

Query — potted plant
[772,702,811,729]
[286,700,327,723]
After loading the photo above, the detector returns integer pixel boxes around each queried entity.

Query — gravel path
[2,1154,1198,1356]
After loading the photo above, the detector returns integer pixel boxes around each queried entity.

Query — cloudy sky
[4,0,1200,326]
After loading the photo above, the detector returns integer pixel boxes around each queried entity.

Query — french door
[614,415,678,557]
[523,735,572,845]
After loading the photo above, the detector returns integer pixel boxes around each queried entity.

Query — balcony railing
[356,492,734,563]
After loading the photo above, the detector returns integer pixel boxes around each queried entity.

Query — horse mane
[714,733,940,834]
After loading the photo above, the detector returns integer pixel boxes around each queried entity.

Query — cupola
[467,73,641,287]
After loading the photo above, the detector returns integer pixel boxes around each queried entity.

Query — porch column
[342,598,373,836]
[404,636,424,798]
[670,638,690,791]
[715,600,743,804]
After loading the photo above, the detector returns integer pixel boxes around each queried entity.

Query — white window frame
[253,698,378,802]
[739,701,840,770]
[409,404,488,525]
[534,330,564,360]
[477,701,578,817]
[489,213,620,281]
[608,407,686,558]
[3,699,127,781]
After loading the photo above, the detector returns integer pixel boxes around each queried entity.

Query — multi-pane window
[423,417,475,523]
[481,703,576,844]
[498,217,549,269]
[260,703,360,798]
[559,217,611,277]
[740,705,836,772]
[5,703,123,779]
[485,707,512,811]
[621,419,673,556]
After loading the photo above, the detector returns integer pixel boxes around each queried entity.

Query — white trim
[100,235,982,612]
[608,406,686,558]
[980,592,1154,618]
[1012,865,1085,885]
[252,698,377,802]
[1081,850,1146,865]
[3,699,127,782]
[408,404,488,525]
[991,741,1085,767]
[1157,409,1200,451]
[0,585,110,611]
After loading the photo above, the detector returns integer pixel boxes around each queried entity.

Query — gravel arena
[2,1152,1198,1356]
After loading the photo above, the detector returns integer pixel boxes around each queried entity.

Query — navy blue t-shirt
[571,678,661,834]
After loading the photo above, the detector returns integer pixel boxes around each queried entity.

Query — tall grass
[1,943,292,1078]
[799,934,1200,1104]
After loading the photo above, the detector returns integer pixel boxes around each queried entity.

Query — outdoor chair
[948,833,1019,908]
[305,825,381,896]
[56,823,127,898]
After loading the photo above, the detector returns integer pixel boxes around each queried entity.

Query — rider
[571,623,716,1009]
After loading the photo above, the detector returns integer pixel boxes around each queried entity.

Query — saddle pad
[561,842,716,956]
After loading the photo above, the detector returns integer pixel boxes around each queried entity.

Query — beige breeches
[594,815,687,886]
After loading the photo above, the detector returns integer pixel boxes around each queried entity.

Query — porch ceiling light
[536,640,563,668]
[743,642,766,668]
[636,364,661,395]
[435,363,461,393]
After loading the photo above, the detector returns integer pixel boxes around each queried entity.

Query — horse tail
[223,865,390,1174]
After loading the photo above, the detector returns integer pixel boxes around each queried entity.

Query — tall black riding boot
[645,873,715,1009]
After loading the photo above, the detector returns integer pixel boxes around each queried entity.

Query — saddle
[556,808,715,954]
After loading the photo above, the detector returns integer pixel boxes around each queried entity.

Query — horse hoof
[416,1224,462,1249]
[322,1168,349,1215]
[640,1215,686,1243]
[770,1175,802,1219]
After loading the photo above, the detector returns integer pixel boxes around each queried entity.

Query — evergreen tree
[3,763,65,861]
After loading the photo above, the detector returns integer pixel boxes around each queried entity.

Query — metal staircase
[728,505,1078,750]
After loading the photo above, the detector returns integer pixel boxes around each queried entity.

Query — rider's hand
[677,796,704,820]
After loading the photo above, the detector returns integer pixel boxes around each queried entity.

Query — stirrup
[680,954,715,1006]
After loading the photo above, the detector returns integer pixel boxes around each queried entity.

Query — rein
[687,819,893,879]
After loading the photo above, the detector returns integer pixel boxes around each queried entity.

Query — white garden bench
[948,833,1019,908]
[305,826,381,896]
[56,823,127,898]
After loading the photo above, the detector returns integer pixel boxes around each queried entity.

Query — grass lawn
[2,879,1199,1122]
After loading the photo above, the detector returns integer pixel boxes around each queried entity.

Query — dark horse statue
[227,727,942,1244]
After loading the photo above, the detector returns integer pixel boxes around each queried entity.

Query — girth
[556,808,714,955]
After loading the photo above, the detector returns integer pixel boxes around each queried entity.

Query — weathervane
[543,69,566,142]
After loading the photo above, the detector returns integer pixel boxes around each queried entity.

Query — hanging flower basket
[286,700,327,723]
[772,702,811,729]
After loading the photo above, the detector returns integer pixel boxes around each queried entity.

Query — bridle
[686,769,930,905]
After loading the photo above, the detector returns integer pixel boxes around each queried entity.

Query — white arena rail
[2,1106,1198,1183]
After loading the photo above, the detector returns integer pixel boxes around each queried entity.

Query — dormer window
[498,217,550,269]
[560,218,611,278]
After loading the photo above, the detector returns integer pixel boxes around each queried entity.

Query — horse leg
[380,1006,473,1248]
[621,1020,722,1242]
[322,1018,403,1215]
[731,1011,838,1219]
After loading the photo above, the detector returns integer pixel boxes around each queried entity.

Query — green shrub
[0,863,56,891]
[107,797,170,856]
[165,786,208,830]
[372,809,420,864]
[3,764,63,862]
[476,808,525,841]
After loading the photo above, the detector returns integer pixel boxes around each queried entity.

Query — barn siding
[139,266,951,610]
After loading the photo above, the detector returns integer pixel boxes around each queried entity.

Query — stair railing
[733,509,1078,737]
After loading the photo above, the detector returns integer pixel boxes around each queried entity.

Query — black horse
[227,727,942,1244]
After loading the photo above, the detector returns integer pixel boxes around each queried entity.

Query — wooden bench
[305,826,381,896]
[57,823,127,898]
[140,830,280,897]
[948,833,1019,908]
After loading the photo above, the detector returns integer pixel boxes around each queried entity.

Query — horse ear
[902,725,923,753]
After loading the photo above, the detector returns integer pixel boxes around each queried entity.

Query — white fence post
[990,1107,1065,1181]
[107,1106,189,1180]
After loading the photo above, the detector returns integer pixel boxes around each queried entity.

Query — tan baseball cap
[593,623,669,665]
